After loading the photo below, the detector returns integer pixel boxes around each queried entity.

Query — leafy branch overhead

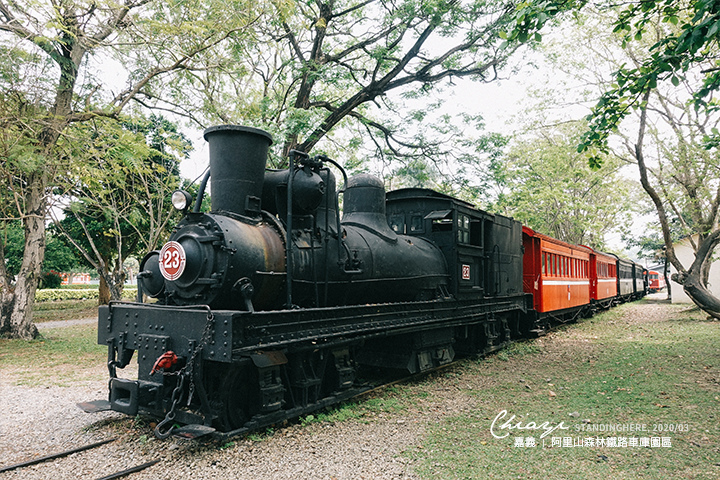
[192,0,531,162]
[578,0,720,164]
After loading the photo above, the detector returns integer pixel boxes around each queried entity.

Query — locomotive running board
[77,400,112,413]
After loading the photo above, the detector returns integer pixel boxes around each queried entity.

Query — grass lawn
[0,323,107,386]
[406,300,720,479]
[33,298,100,323]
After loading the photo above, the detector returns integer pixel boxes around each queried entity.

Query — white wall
[669,236,720,303]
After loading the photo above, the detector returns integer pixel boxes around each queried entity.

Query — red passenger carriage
[522,226,591,322]
[648,270,666,292]
[586,248,618,308]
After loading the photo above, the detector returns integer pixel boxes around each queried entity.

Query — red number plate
[159,241,186,281]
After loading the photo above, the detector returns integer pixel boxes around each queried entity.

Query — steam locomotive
[81,125,646,439]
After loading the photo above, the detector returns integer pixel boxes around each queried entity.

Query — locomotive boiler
[141,125,449,311]
[85,124,531,438]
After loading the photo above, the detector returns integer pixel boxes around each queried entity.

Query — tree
[494,121,636,248]
[572,1,720,318]
[0,0,259,338]
[182,0,529,169]
[500,1,720,317]
[52,115,188,304]
[629,87,720,317]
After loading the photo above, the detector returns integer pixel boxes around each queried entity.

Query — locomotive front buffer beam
[95,302,235,429]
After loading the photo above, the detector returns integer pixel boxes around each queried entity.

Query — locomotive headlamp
[171,190,193,211]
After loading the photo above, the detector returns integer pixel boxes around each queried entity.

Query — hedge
[35,288,138,302]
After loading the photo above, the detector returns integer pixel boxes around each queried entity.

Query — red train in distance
[648,270,667,293]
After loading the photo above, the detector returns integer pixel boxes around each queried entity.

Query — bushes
[40,270,63,289]
[35,288,138,302]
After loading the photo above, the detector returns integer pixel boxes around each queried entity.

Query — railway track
[0,438,160,479]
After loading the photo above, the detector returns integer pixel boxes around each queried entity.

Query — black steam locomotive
[82,125,540,438]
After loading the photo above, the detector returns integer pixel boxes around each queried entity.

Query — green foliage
[34,288,137,302]
[578,0,720,159]
[501,0,584,45]
[54,113,187,277]
[492,121,636,247]
[2,220,82,278]
[40,271,63,289]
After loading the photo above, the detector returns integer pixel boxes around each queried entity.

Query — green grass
[408,302,720,480]
[33,298,100,323]
[299,392,411,428]
[0,324,106,386]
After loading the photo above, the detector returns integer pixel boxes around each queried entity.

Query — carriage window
[427,210,453,232]
[457,214,470,243]
[542,253,546,275]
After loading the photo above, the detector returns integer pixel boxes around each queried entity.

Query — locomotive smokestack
[203,125,273,216]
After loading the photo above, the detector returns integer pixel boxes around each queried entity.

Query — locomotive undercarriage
[94,295,528,438]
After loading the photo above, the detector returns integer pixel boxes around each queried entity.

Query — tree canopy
[0,0,261,338]
[176,0,527,169]
[495,121,636,248]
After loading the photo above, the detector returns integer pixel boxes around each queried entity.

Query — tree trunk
[99,275,111,305]
[681,231,720,319]
[684,273,720,318]
[663,251,671,300]
[0,238,14,336]
[0,292,13,336]
[98,268,126,305]
[8,179,46,339]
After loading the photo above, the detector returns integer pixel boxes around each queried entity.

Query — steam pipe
[312,155,350,272]
[193,169,210,213]
[286,152,294,308]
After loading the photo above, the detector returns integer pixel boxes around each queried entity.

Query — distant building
[669,236,720,303]
[60,272,92,285]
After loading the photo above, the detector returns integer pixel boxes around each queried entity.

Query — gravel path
[0,299,675,479]
[35,318,96,329]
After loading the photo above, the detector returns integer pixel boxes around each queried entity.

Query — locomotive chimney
[203,125,273,216]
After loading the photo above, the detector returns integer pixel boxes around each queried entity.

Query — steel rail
[0,437,117,473]
[94,459,161,480]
